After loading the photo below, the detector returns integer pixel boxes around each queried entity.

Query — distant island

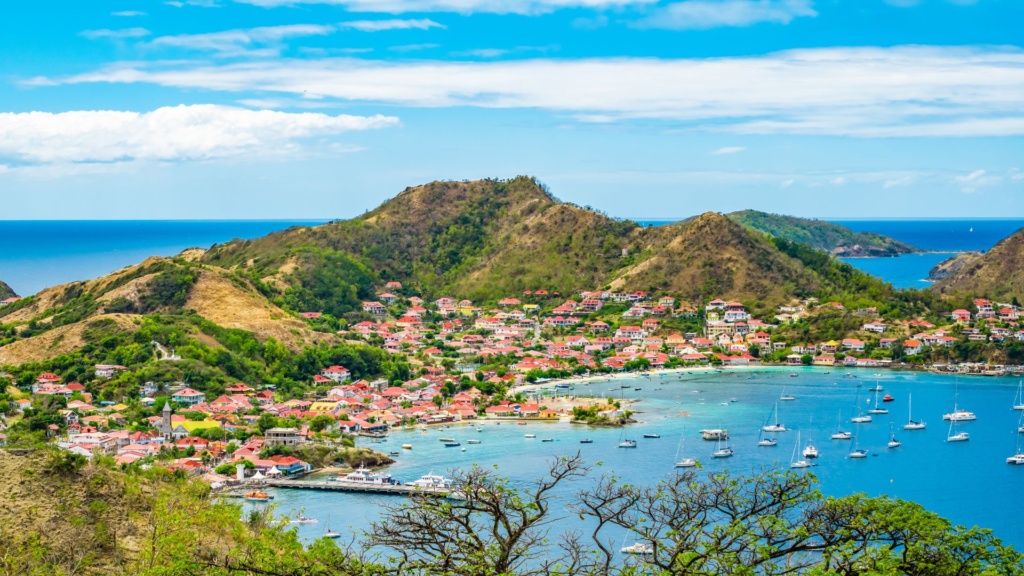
[728,210,918,257]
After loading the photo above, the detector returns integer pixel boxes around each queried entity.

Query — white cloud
[39,45,1024,137]
[111,10,147,16]
[635,0,816,30]
[451,45,555,58]
[711,146,745,155]
[339,18,446,31]
[80,28,151,40]
[234,0,656,15]
[779,178,794,188]
[883,175,915,188]
[830,176,847,185]
[388,43,440,52]
[953,168,996,193]
[148,24,335,57]
[0,105,399,165]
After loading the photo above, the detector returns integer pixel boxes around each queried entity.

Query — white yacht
[867,388,888,415]
[947,420,970,442]
[1006,453,1024,465]
[943,410,977,422]
[887,432,901,449]
[1014,381,1024,411]
[711,435,733,458]
[338,467,398,485]
[620,542,653,555]
[406,472,455,490]
[831,431,853,440]
[802,443,819,459]
[674,428,698,467]
[619,439,638,448]
[779,387,796,401]
[758,437,778,447]
[903,394,926,430]
[701,429,729,441]
[851,414,873,424]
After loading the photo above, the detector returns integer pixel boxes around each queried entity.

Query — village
[2,283,1024,487]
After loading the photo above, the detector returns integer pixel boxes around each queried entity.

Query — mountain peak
[0,280,17,300]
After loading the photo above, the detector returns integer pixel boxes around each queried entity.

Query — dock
[262,479,457,497]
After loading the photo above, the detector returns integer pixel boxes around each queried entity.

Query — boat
[580,439,593,444]
[790,432,811,468]
[700,429,729,441]
[1007,453,1024,465]
[618,439,638,448]
[407,472,455,490]
[389,451,400,456]
[868,384,883,392]
[757,417,777,447]
[323,516,341,539]
[867,388,889,415]
[466,439,481,444]
[444,441,461,447]
[338,468,399,485]
[944,383,976,421]
[525,434,536,438]
[437,437,455,443]
[244,491,272,501]
[517,422,527,426]
[711,433,733,458]
[903,393,926,430]
[779,386,796,401]
[1014,381,1024,411]
[887,424,901,449]
[674,431,698,467]
[620,542,653,555]
[789,373,798,378]
[882,394,894,403]
[541,438,554,442]
[802,441,819,459]
[293,515,318,524]
[848,436,868,459]
[947,419,969,442]
[402,444,413,449]
[762,402,788,432]
[850,390,872,423]
[831,410,852,439]
[643,433,661,439]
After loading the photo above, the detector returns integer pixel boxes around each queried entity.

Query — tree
[256,412,280,434]
[369,454,592,576]
[309,414,336,433]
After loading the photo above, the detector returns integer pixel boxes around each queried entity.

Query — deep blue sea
[0,221,326,296]
[255,369,1024,549]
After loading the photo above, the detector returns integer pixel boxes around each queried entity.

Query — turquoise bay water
[257,369,1024,548]
[838,253,956,290]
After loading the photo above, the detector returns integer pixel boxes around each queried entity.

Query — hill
[927,252,983,281]
[202,177,880,311]
[0,279,16,300]
[728,210,917,257]
[932,229,1024,300]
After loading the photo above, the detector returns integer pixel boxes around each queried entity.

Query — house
[862,322,886,334]
[841,338,865,352]
[264,428,303,448]
[320,366,351,383]
[378,293,398,304]
[951,309,972,323]
[171,388,205,407]
[363,302,387,316]
[903,339,923,355]
[94,365,127,379]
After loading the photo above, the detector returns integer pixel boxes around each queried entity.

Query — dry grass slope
[0,313,139,365]
[933,228,1024,300]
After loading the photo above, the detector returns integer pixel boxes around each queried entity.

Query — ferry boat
[406,472,455,490]
[338,468,399,485]
[244,491,272,501]
[700,429,729,441]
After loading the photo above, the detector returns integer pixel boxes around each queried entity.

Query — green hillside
[728,210,917,257]
[0,279,16,300]
[203,177,898,315]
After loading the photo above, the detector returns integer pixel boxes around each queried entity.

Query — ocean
[256,368,1024,548]
[0,221,326,296]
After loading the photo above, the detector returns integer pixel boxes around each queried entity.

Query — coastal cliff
[933,227,1024,300]
[728,210,917,257]
[0,279,17,300]
[927,252,983,281]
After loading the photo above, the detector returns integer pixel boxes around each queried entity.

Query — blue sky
[1,0,1022,219]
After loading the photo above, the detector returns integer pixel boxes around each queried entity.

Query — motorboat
[643,433,661,439]
[437,437,455,443]
[244,491,272,501]
[401,444,413,449]
[407,472,455,490]
[466,439,481,444]
[621,542,653,555]
[338,468,399,485]
[525,434,536,438]
[444,441,461,447]
[580,439,593,444]
[700,429,729,441]
[541,438,554,442]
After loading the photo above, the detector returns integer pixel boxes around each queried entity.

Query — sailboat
[779,386,796,401]
[618,429,637,448]
[867,386,889,415]
[762,402,787,432]
[757,417,777,447]
[947,419,969,442]
[886,423,901,449]
[831,410,853,440]
[848,436,868,459]
[1014,381,1024,411]
[903,393,926,430]
[943,381,977,421]
[711,434,734,458]
[851,390,872,423]
[1009,414,1024,464]
[323,515,341,539]
[674,430,698,467]
[790,431,811,468]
